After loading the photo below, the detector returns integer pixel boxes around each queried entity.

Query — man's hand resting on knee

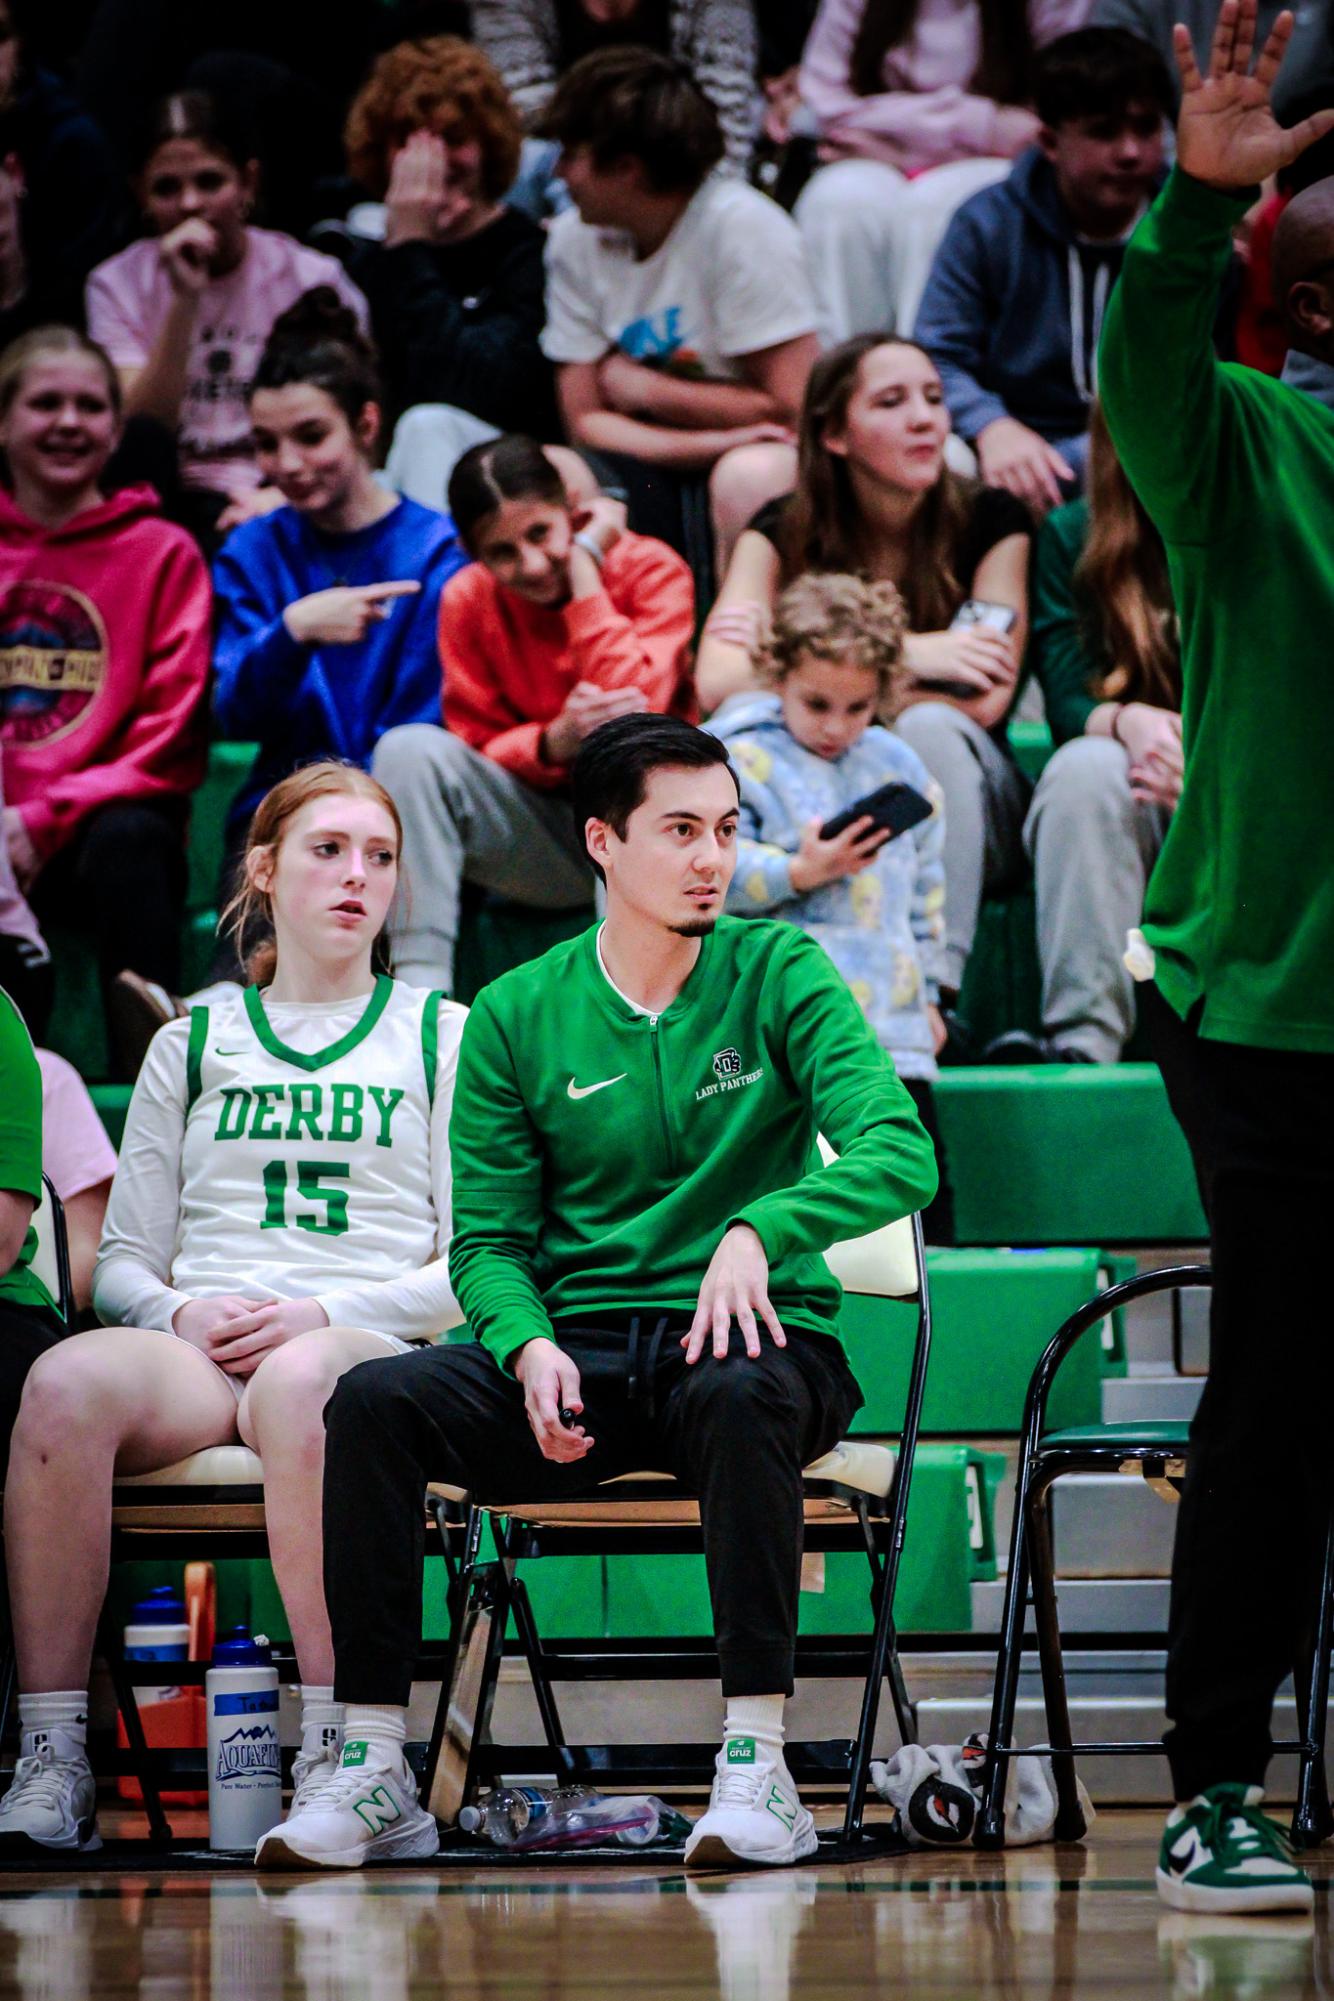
[684,1224,787,1363]
[514,1338,594,1463]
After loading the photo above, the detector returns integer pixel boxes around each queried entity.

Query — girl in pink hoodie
[0,326,209,1073]
[794,0,1089,341]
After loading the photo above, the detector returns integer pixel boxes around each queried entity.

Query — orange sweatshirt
[438,531,695,789]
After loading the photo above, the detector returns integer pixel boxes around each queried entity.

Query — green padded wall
[841,1247,1105,1436]
[934,1065,1207,1246]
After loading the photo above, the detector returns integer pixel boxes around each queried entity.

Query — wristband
[572,530,606,570]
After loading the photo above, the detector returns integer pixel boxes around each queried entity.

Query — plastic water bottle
[124,1586,189,1706]
[204,1629,281,1851]
[457,1786,688,1850]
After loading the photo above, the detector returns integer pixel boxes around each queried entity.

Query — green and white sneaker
[684,1738,818,1872]
[255,1738,439,1871]
[1156,1784,1313,1915]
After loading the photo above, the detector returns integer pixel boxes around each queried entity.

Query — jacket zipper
[648,1015,677,1177]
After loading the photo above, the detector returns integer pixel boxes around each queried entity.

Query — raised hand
[1174,0,1334,190]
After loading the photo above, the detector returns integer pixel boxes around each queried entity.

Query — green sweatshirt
[1099,168,1334,1053]
[0,988,54,1315]
[447,917,938,1371]
[1029,498,1100,747]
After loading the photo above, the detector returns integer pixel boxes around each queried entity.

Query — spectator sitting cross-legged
[0,326,210,1080]
[710,571,956,1240]
[535,45,820,600]
[985,401,1180,1066]
[794,0,1091,346]
[211,286,468,955]
[342,36,560,506]
[914,26,1172,513]
[372,433,695,994]
[696,334,1031,1022]
[85,88,369,548]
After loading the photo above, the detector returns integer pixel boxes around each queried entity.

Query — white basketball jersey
[171,976,454,1303]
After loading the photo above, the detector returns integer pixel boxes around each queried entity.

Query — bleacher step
[970,1577,1171,1634]
[1099,1373,1202,1424]
[1051,1475,1177,1577]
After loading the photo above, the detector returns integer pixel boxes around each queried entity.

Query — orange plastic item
[116,1564,215,1805]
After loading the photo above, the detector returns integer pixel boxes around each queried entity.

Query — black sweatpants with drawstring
[323,1316,862,1707]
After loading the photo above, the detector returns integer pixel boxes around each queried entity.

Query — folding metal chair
[975,1264,1334,1850]
[424,1198,932,1847]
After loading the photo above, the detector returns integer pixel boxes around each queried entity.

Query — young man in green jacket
[1098,0,1334,1917]
[262,713,937,1873]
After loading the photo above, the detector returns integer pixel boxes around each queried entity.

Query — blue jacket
[709,693,945,1079]
[212,496,467,834]
[914,148,1165,446]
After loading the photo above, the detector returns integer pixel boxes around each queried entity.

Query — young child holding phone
[709,571,954,1240]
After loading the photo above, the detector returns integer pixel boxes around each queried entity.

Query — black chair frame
[423,1215,933,1847]
[975,1264,1334,1850]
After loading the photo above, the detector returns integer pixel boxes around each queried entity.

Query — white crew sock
[298,1685,343,1758]
[19,1691,89,1762]
[722,1693,786,1763]
[342,1703,408,1769]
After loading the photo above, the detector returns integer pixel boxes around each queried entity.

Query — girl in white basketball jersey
[0,762,466,1857]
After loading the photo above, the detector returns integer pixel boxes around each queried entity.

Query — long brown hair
[1075,404,1180,708]
[850,0,1037,107]
[779,334,975,633]
[222,763,404,987]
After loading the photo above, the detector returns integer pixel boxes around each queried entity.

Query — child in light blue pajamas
[709,572,954,1240]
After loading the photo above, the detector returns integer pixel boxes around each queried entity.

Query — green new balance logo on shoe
[352,1785,403,1836]
[765,1785,798,1830]
[340,1740,369,1768]
[725,1738,756,1765]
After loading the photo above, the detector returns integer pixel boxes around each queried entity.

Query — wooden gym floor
[0,1808,1329,1998]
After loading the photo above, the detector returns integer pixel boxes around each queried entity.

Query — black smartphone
[820,780,934,844]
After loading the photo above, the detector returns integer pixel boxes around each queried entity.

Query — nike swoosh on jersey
[215,1048,247,1057]
[567,1074,627,1100]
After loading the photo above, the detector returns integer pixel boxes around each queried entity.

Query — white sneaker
[0,1738,101,1855]
[255,1738,438,1870]
[289,1730,343,1815]
[684,1739,818,1872]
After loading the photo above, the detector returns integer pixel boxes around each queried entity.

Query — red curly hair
[345,37,522,201]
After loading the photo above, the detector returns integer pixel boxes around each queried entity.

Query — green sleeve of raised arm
[731,935,938,1258]
[1099,168,1251,543]
[446,993,555,1372]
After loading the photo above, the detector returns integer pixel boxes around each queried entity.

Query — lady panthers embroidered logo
[712,1047,743,1079]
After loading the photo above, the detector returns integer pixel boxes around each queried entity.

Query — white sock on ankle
[19,1691,89,1760]
[342,1704,408,1767]
[299,1685,343,1756]
[722,1693,785,1760]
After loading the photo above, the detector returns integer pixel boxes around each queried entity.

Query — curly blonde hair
[344,37,522,201]
[758,573,909,718]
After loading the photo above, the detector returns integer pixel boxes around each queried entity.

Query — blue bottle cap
[130,1586,186,1624]
[210,1626,273,1668]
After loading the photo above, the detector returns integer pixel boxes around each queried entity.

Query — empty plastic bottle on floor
[458,1786,690,1850]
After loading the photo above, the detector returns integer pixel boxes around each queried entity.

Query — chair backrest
[817,1136,921,1301]
[29,1173,74,1324]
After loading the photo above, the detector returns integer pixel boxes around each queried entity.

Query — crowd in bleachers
[0,0,1332,1883]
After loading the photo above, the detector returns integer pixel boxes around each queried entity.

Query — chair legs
[1025,1478,1086,1842]
[842,1513,917,1841]
[100,1614,173,1847]
[1292,1512,1334,1850]
[976,1447,1035,1849]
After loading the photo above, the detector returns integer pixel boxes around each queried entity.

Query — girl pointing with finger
[211,289,467,968]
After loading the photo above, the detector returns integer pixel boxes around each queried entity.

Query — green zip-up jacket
[447,917,938,1371]
[1099,168,1334,1052]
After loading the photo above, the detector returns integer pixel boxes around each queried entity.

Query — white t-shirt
[542,177,816,379]
[86,227,369,499]
[93,977,466,1342]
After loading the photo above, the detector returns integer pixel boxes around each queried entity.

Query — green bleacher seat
[842,1247,1106,1436]
[934,1064,1207,1245]
[1007,717,1054,783]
